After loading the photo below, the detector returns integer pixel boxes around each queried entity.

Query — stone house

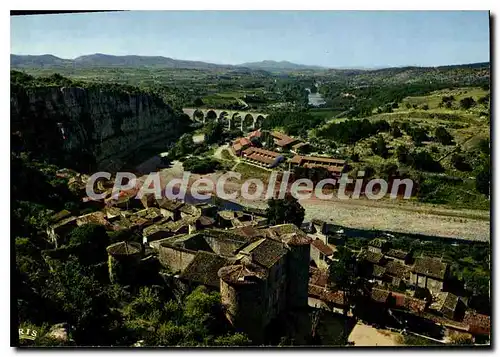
[429,291,462,320]
[152,224,311,344]
[308,267,347,315]
[310,238,334,269]
[367,238,390,254]
[410,256,449,294]
[463,310,491,337]
[46,216,78,247]
[156,198,184,221]
[385,249,412,265]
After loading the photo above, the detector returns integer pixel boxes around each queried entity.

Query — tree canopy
[266,194,305,227]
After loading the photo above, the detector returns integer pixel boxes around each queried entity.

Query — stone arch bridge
[183,108,269,132]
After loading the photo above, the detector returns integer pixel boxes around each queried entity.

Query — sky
[10,11,490,68]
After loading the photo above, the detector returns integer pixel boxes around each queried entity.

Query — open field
[348,323,401,346]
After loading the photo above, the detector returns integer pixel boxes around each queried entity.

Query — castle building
[151,224,311,343]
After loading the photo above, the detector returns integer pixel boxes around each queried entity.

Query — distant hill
[10,54,73,68]
[11,53,234,70]
[239,60,326,71]
[11,54,489,77]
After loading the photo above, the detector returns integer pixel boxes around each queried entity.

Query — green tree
[44,258,114,345]
[193,97,204,107]
[328,246,358,343]
[391,125,402,138]
[182,157,221,174]
[204,121,225,145]
[477,95,489,105]
[396,145,410,164]
[435,126,454,145]
[475,162,490,196]
[374,136,389,158]
[451,154,471,171]
[266,194,305,227]
[460,97,476,110]
[169,134,194,160]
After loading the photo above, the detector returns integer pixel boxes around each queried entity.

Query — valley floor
[235,195,490,242]
[144,164,490,242]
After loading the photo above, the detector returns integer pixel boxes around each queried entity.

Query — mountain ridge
[10,53,490,72]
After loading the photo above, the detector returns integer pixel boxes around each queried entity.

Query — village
[44,160,491,346]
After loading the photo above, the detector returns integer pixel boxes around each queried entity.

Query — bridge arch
[205,110,217,123]
[230,112,242,131]
[193,109,204,122]
[243,114,254,132]
[218,111,230,129]
[255,115,265,129]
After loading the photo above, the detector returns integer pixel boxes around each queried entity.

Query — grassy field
[311,87,490,210]
[233,162,272,183]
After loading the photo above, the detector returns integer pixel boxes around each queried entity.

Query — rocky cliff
[11,85,190,172]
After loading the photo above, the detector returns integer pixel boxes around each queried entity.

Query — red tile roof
[240,137,251,146]
[271,131,300,147]
[242,147,255,155]
[308,267,346,306]
[371,288,390,303]
[463,311,491,335]
[309,266,328,287]
[311,239,334,256]
[292,142,309,150]
[390,291,427,313]
[291,155,346,173]
[248,130,262,138]
[242,147,281,165]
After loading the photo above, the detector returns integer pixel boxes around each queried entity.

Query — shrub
[460,97,476,110]
[183,157,221,174]
[451,154,472,171]
[434,126,454,145]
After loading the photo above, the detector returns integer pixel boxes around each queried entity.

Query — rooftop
[385,249,410,260]
[311,239,334,256]
[50,209,72,223]
[240,238,288,269]
[463,311,491,334]
[106,241,142,256]
[363,250,384,264]
[412,256,448,280]
[371,288,390,304]
[385,260,410,279]
[218,263,267,285]
[372,265,387,278]
[292,142,309,150]
[290,155,346,166]
[390,291,427,313]
[179,251,232,288]
[271,131,300,147]
[76,211,109,227]
[308,285,346,306]
[156,198,184,211]
[430,292,459,315]
[368,238,388,249]
[309,266,329,287]
[267,224,311,246]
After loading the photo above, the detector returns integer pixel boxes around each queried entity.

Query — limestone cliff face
[11,85,189,171]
